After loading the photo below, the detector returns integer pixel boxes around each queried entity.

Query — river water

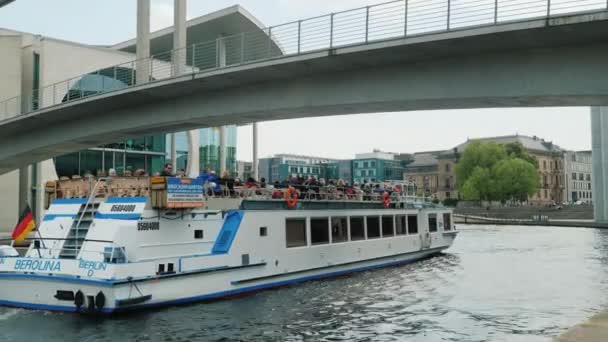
[1,225,607,342]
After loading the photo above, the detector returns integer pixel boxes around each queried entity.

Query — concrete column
[136,0,151,85]
[591,107,608,222]
[171,0,188,172]
[186,130,200,178]
[170,133,177,169]
[253,123,259,180]
[172,0,187,77]
[219,126,227,176]
[218,35,226,68]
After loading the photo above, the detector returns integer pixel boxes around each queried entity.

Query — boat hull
[0,246,448,314]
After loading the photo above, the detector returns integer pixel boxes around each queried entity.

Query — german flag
[12,205,35,243]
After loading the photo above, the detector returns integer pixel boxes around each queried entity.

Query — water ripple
[0,225,607,341]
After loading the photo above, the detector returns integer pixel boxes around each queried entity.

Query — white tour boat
[0,176,457,314]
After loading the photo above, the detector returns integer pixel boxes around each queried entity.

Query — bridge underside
[1,12,608,174]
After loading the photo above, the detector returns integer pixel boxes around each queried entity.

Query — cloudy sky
[0,0,591,160]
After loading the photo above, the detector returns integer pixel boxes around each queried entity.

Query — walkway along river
[0,225,606,341]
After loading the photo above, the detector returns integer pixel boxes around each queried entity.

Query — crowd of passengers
[59,163,410,200]
[159,163,407,200]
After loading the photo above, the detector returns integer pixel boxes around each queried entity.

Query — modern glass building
[52,69,168,177]
[170,126,237,175]
[54,137,166,177]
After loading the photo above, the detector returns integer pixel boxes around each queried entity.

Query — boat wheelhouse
[0,176,457,314]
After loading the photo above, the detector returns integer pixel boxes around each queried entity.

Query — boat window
[443,213,452,231]
[428,214,438,232]
[367,216,380,239]
[194,230,203,239]
[407,215,418,234]
[311,218,330,245]
[382,216,395,237]
[350,217,365,241]
[286,218,307,248]
[331,217,348,243]
[260,227,268,236]
[396,215,407,235]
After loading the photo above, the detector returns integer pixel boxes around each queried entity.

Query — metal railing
[0,0,605,121]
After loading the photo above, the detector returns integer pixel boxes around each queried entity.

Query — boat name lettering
[138,222,160,231]
[78,260,107,271]
[14,259,61,272]
[111,205,136,212]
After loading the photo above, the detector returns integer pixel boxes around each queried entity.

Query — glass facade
[52,69,238,178]
[54,137,166,177]
[53,71,167,177]
[169,126,238,175]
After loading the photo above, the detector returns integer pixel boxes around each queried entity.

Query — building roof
[406,151,443,168]
[455,134,564,154]
[112,5,271,56]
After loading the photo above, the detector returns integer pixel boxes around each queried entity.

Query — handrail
[0,0,605,121]
[74,178,104,248]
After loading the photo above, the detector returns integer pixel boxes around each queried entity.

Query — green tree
[456,141,506,186]
[493,158,539,202]
[457,141,539,203]
[504,142,538,168]
[460,166,496,201]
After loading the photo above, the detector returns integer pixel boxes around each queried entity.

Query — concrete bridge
[1,0,608,221]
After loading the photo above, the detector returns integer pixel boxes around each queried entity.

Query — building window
[444,213,452,231]
[286,218,307,248]
[366,216,381,239]
[407,215,418,234]
[543,161,547,170]
[311,218,329,245]
[382,216,395,237]
[331,217,348,243]
[579,173,584,181]
[572,173,577,180]
[396,215,407,235]
[428,214,438,232]
[350,217,365,241]
[445,164,451,172]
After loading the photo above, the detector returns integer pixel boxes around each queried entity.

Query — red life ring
[382,192,390,208]
[285,186,298,209]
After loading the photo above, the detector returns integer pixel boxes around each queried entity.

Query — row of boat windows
[285,213,452,248]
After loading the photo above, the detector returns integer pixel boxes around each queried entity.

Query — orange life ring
[382,192,390,208]
[285,186,298,209]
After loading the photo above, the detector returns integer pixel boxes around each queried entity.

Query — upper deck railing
[0,0,605,121]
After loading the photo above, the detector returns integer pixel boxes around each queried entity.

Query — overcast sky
[0,0,591,160]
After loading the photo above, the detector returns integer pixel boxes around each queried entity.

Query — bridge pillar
[219,126,227,176]
[171,0,188,173]
[136,0,151,85]
[253,123,259,181]
[172,0,187,76]
[591,107,608,223]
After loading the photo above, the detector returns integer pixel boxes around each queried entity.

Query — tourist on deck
[108,168,118,177]
[176,169,186,178]
[160,163,174,177]
[260,177,267,189]
[134,169,146,177]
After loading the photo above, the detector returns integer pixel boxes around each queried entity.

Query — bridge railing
[0,0,605,121]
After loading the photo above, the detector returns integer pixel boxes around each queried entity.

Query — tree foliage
[456,141,540,203]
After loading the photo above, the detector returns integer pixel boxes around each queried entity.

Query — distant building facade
[564,151,593,204]
[258,154,337,184]
[352,151,408,184]
[404,135,566,204]
[404,150,458,200]
[236,160,253,180]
